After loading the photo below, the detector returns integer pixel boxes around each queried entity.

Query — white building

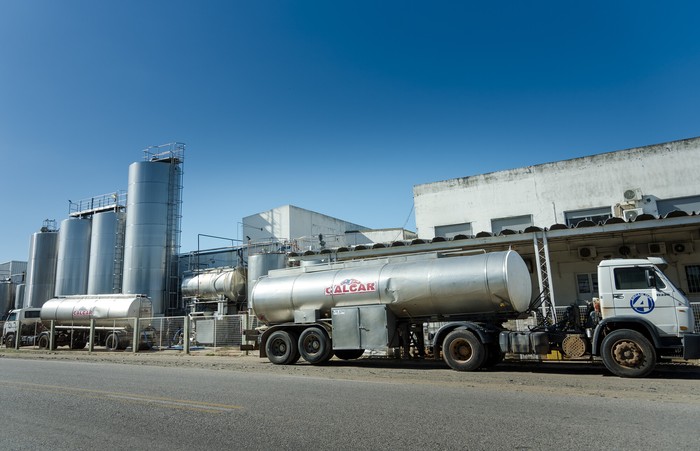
[242,205,370,251]
[414,137,700,238]
[408,137,700,307]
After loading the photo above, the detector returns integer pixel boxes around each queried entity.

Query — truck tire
[442,329,485,371]
[601,329,656,378]
[334,349,365,360]
[5,334,16,349]
[298,328,333,364]
[105,333,120,351]
[266,330,300,365]
[37,334,50,350]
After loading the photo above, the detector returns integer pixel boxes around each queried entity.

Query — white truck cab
[593,257,699,376]
[3,308,43,347]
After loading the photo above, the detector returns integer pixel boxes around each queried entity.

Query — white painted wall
[414,137,700,238]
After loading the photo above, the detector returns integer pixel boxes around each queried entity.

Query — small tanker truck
[251,250,700,377]
[2,294,153,350]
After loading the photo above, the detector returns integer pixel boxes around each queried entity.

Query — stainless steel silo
[0,281,14,316]
[14,283,25,311]
[24,231,58,308]
[122,160,177,315]
[87,211,125,294]
[54,218,92,296]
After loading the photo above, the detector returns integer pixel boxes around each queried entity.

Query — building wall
[413,137,700,238]
[242,205,369,251]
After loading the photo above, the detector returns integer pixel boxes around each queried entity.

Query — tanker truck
[250,250,700,378]
[2,294,154,351]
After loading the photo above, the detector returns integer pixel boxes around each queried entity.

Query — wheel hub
[613,340,642,367]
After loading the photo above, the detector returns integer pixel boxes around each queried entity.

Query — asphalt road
[0,356,698,450]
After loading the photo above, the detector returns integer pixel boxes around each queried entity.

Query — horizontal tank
[40,294,152,326]
[247,253,287,301]
[181,266,246,301]
[251,250,532,324]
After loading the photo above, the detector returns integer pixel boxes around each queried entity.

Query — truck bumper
[682,333,700,360]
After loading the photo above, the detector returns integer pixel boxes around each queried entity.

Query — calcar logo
[630,293,655,314]
[72,307,94,318]
[325,278,377,296]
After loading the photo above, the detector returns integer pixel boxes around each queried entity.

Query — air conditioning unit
[623,208,643,221]
[648,242,667,255]
[623,188,643,202]
[578,246,597,258]
[671,242,694,254]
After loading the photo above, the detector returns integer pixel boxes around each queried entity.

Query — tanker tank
[251,250,532,324]
[40,294,152,327]
[181,266,246,302]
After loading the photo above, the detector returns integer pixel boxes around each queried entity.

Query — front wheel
[5,334,16,349]
[442,329,485,371]
[601,329,656,378]
[37,334,51,350]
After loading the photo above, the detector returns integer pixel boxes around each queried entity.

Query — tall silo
[14,284,25,311]
[55,218,92,296]
[87,210,125,294]
[0,280,14,316]
[24,229,59,308]
[122,145,183,316]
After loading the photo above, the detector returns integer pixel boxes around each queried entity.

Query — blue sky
[1,1,699,261]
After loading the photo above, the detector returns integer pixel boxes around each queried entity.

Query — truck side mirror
[646,270,656,288]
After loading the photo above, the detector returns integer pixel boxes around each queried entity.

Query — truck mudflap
[683,333,700,360]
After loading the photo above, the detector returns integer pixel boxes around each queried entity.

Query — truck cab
[2,308,42,348]
[593,257,700,376]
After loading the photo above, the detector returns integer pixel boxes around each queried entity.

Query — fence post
[49,320,55,350]
[184,316,190,355]
[88,319,95,353]
[132,317,139,354]
[15,320,21,349]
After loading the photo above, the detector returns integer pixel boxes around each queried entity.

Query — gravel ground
[2,347,699,404]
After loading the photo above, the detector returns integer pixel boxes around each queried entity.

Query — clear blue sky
[1,1,699,261]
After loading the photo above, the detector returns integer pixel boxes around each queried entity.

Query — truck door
[611,266,679,335]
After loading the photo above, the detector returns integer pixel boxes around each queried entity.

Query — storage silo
[0,280,14,316]
[122,149,182,316]
[87,210,125,294]
[14,283,25,311]
[24,230,59,308]
[55,218,92,296]
[247,253,287,301]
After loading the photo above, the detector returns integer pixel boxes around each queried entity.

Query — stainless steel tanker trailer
[2,294,154,350]
[251,250,700,378]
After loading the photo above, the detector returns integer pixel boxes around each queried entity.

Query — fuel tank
[40,294,152,326]
[250,250,532,324]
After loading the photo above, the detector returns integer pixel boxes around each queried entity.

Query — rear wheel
[37,334,51,350]
[266,330,299,365]
[601,329,656,378]
[298,328,333,364]
[105,333,120,351]
[442,329,485,371]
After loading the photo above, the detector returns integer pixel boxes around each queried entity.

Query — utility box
[331,305,395,351]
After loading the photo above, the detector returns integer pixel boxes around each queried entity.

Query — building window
[657,195,700,217]
[491,215,533,234]
[685,265,700,293]
[434,222,472,239]
[576,273,598,297]
[564,207,613,227]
